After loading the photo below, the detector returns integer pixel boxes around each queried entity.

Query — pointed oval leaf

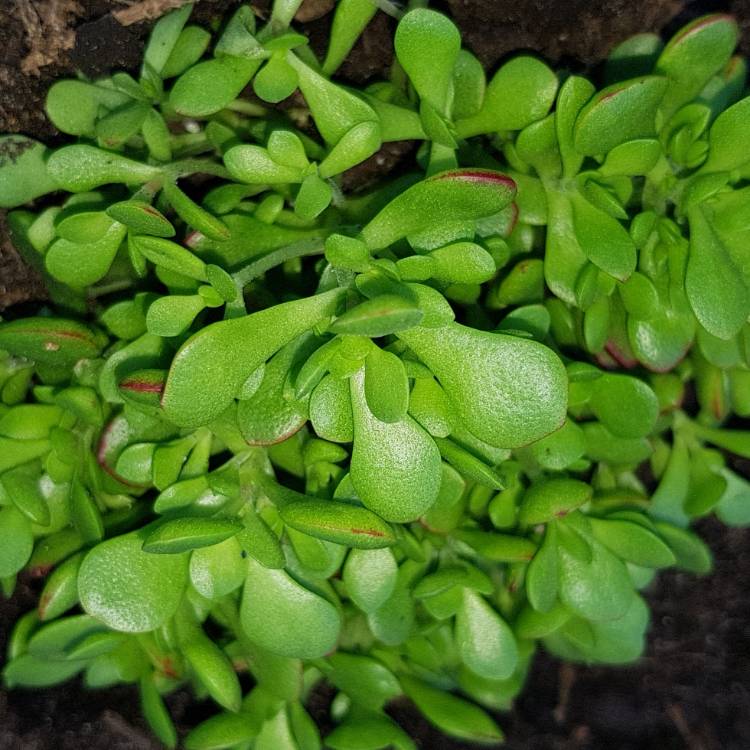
[184,712,260,750]
[330,295,423,337]
[526,526,559,612]
[107,200,175,237]
[240,558,341,658]
[456,589,518,681]
[573,76,668,156]
[143,517,242,554]
[401,675,504,744]
[0,506,33,577]
[590,518,676,568]
[280,499,395,549]
[343,547,398,613]
[184,636,242,712]
[162,290,343,428]
[360,170,515,251]
[686,207,749,340]
[325,652,401,709]
[570,193,636,281]
[398,323,567,448]
[558,536,634,622]
[349,370,441,522]
[47,145,160,192]
[140,677,178,749]
[78,530,189,632]
[0,317,103,368]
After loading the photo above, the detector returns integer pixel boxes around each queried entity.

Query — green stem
[225,239,328,316]
[165,159,231,180]
[225,99,269,117]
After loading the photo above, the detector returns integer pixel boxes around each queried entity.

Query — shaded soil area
[1,1,750,748]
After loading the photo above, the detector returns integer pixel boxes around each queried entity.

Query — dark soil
[1,1,750,748]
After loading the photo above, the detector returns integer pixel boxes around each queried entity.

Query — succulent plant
[0,3,748,748]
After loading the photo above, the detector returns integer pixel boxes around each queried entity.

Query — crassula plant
[0,3,748,747]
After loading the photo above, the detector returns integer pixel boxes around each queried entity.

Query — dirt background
[1,1,750,748]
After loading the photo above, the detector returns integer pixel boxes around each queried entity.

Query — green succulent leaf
[240,558,341,658]
[456,589,519,681]
[360,169,516,251]
[395,9,461,115]
[349,369,441,522]
[455,56,558,138]
[0,506,34,578]
[0,136,60,208]
[401,675,505,744]
[573,76,667,156]
[590,517,676,568]
[170,56,261,117]
[656,14,739,116]
[142,517,243,553]
[343,547,398,613]
[519,478,592,526]
[589,374,659,438]
[686,206,749,340]
[330,295,423,337]
[280,498,395,549]
[189,536,246,599]
[78,530,189,632]
[47,145,161,192]
[162,289,344,428]
[397,323,567,449]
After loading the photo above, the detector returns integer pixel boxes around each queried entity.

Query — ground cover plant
[0,2,749,747]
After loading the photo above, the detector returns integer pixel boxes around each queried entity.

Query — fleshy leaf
[519,478,592,526]
[573,76,668,156]
[401,675,504,744]
[142,517,242,553]
[395,9,461,115]
[162,289,343,428]
[349,369,441,522]
[47,146,161,192]
[364,347,409,423]
[0,137,59,208]
[701,95,750,173]
[169,56,261,117]
[280,498,395,549]
[78,530,189,632]
[360,169,515,251]
[456,589,519,681]
[455,56,558,138]
[397,323,567,448]
[0,506,34,577]
[0,317,104,367]
[343,547,398,613]
[330,295,423,337]
[656,14,739,116]
[240,558,341,658]
[686,207,749,340]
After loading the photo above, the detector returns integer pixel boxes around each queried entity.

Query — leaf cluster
[0,4,749,748]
